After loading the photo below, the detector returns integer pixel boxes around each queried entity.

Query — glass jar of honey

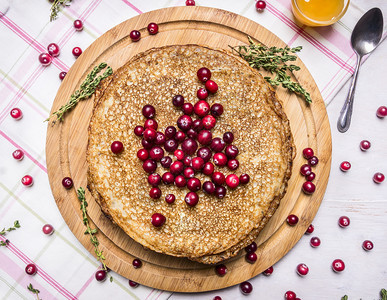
[291,0,350,26]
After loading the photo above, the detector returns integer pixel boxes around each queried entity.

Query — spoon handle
[337,54,362,133]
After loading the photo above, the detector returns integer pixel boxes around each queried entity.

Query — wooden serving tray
[46,6,332,293]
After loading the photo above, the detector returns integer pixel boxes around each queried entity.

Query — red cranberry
[12,149,24,161]
[332,259,345,272]
[185,192,199,207]
[256,0,266,10]
[164,139,178,152]
[360,140,371,151]
[212,172,226,185]
[362,240,374,251]
[263,266,273,276]
[197,67,211,82]
[155,132,166,145]
[42,224,54,235]
[160,156,172,168]
[197,147,212,162]
[149,146,164,161]
[187,178,201,192]
[239,174,250,184]
[162,172,174,184]
[72,47,82,57]
[175,175,187,187]
[226,174,239,189]
[59,71,67,80]
[129,280,139,287]
[184,167,195,178]
[181,138,198,155]
[213,152,227,167]
[144,119,158,130]
[223,132,234,144]
[245,241,257,253]
[95,270,107,282]
[142,104,156,119]
[39,53,52,66]
[210,103,223,117]
[130,30,141,42]
[306,172,315,181]
[149,187,161,199]
[287,214,298,226]
[183,156,192,166]
[192,157,204,171]
[245,252,257,263]
[148,173,161,186]
[296,263,309,276]
[151,213,166,227]
[302,148,314,159]
[185,0,195,5]
[132,258,142,268]
[213,297,222,300]
[170,161,184,175]
[165,126,176,139]
[338,216,350,228]
[300,164,312,176]
[143,159,157,173]
[175,131,186,143]
[194,100,210,117]
[227,159,239,171]
[203,181,215,194]
[172,95,185,107]
[144,128,157,142]
[187,129,198,139]
[197,88,208,100]
[215,185,227,198]
[205,80,218,93]
[202,162,215,175]
[285,291,297,300]
[21,175,33,187]
[215,264,227,276]
[373,172,385,183]
[210,137,226,152]
[165,194,175,204]
[182,103,194,115]
[73,19,83,31]
[25,263,37,275]
[305,224,314,234]
[174,149,185,160]
[47,43,60,57]
[302,181,315,194]
[10,108,23,120]
[147,22,159,34]
[111,141,124,154]
[192,119,203,132]
[310,236,321,248]
[308,156,319,166]
[239,281,253,295]
[202,115,216,130]
[225,145,239,159]
[62,177,73,189]
[177,115,193,131]
[376,106,387,118]
[340,161,351,172]
[134,125,144,136]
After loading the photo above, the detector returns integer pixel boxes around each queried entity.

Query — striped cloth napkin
[0,0,385,299]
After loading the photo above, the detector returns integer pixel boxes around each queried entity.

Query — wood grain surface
[45,6,332,292]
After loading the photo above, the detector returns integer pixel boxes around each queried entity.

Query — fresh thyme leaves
[27,283,40,300]
[77,187,107,271]
[230,36,312,103]
[341,296,348,300]
[110,276,113,282]
[381,288,387,300]
[50,0,72,21]
[45,63,113,124]
[0,220,20,246]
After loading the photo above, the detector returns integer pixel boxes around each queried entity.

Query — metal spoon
[337,8,384,133]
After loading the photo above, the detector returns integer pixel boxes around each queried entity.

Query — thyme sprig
[50,0,72,21]
[45,63,113,124]
[0,220,20,246]
[77,187,107,271]
[341,289,387,300]
[27,283,40,300]
[230,36,312,103]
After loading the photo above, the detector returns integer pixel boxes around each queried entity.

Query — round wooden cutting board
[46,6,331,293]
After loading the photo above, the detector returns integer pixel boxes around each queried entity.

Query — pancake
[87,45,294,264]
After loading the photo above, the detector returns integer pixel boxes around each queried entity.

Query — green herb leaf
[110,276,113,282]
[46,63,113,124]
[230,36,312,103]
[50,0,72,21]
[27,283,40,300]
[341,295,348,300]
[0,220,21,237]
[381,288,387,300]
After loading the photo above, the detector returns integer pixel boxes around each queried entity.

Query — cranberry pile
[125,67,250,228]
[300,147,318,194]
